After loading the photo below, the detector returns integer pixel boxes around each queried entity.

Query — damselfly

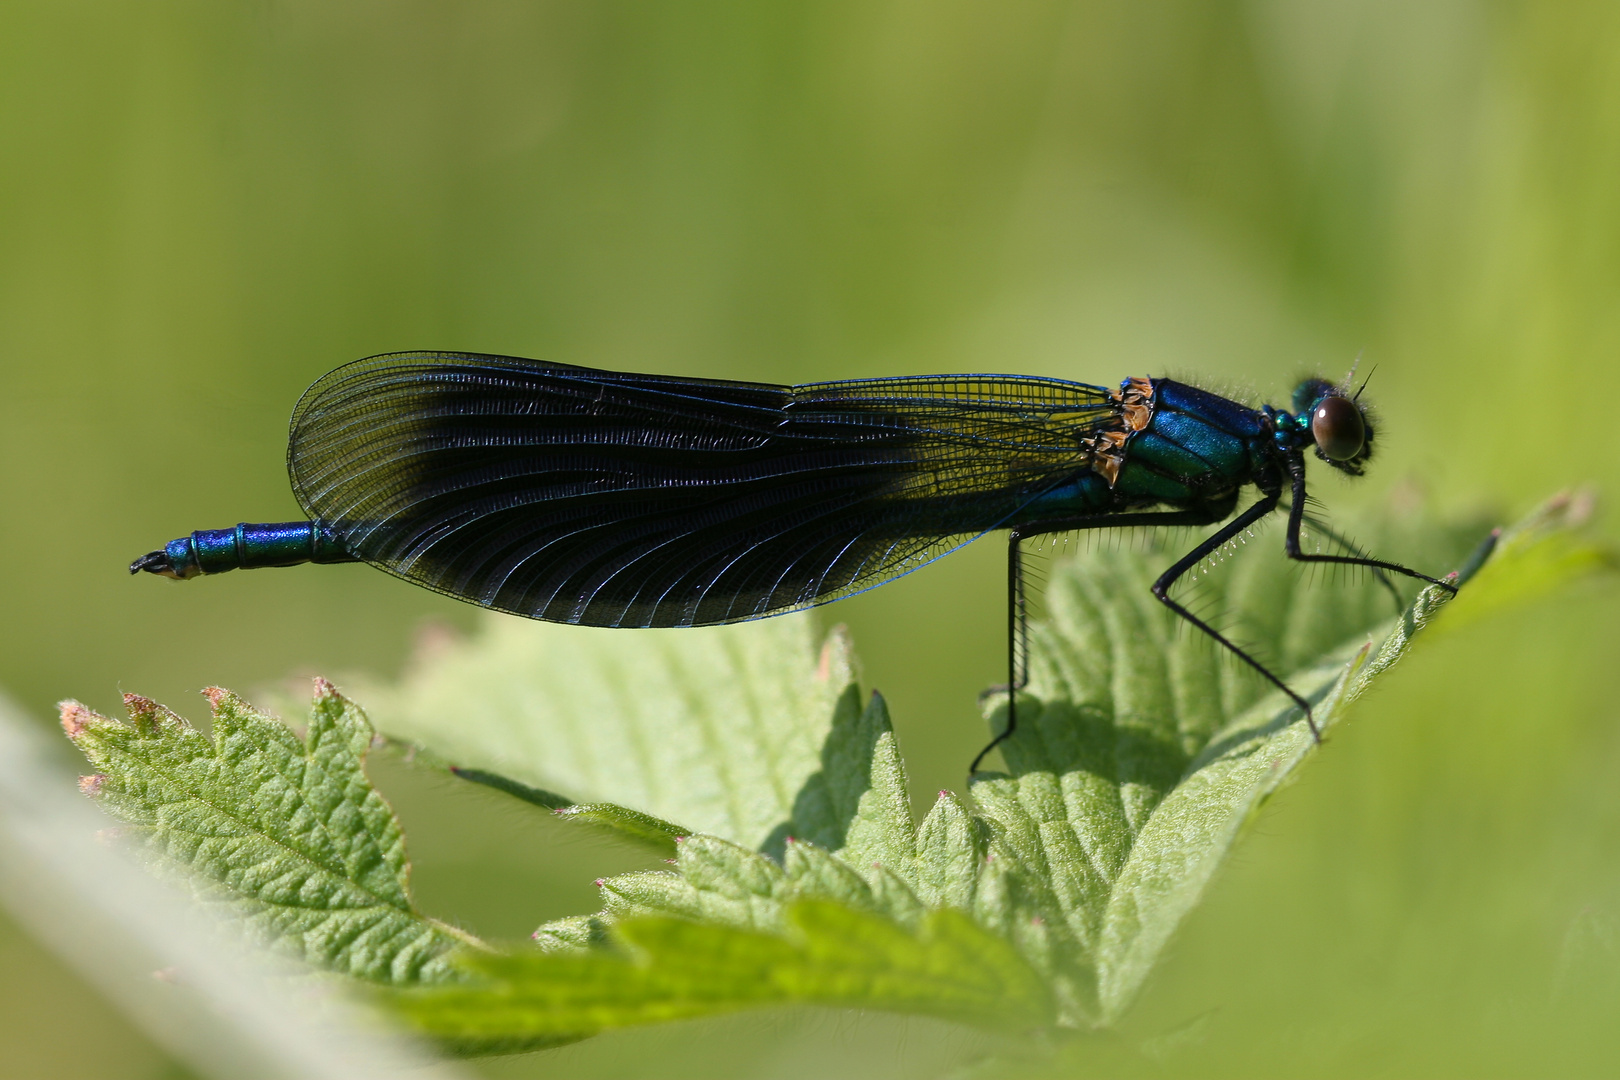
[131,352,1455,769]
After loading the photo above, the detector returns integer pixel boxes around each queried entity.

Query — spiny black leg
[1013,534,1029,705]
[971,532,1028,774]
[1283,498,1403,613]
[1284,458,1457,595]
[970,506,1230,775]
[1149,492,1325,739]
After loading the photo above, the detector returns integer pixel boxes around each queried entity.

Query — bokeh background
[3,2,1620,1077]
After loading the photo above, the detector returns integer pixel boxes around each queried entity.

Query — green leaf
[358,615,859,852]
[389,900,1053,1054]
[61,679,474,984]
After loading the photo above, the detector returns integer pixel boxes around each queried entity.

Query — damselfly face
[1291,377,1374,476]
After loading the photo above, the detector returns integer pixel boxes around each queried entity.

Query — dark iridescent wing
[288,352,1119,627]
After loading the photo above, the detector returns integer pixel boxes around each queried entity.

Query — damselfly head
[1291,376,1375,476]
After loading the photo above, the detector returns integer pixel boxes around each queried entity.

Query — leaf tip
[311,676,339,701]
[58,700,95,738]
[121,694,182,733]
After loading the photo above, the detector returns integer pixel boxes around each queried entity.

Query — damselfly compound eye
[1311,395,1365,462]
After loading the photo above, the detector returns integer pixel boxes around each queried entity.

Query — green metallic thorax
[1114,379,1273,501]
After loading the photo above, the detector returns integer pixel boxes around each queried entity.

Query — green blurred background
[3,2,1620,1076]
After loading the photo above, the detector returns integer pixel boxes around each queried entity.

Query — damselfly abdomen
[131,352,1455,769]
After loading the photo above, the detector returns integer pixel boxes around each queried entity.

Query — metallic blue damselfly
[131,353,1456,769]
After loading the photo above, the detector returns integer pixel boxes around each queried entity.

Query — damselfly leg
[1284,501,1404,613]
[971,504,1231,773]
[1284,460,1457,595]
